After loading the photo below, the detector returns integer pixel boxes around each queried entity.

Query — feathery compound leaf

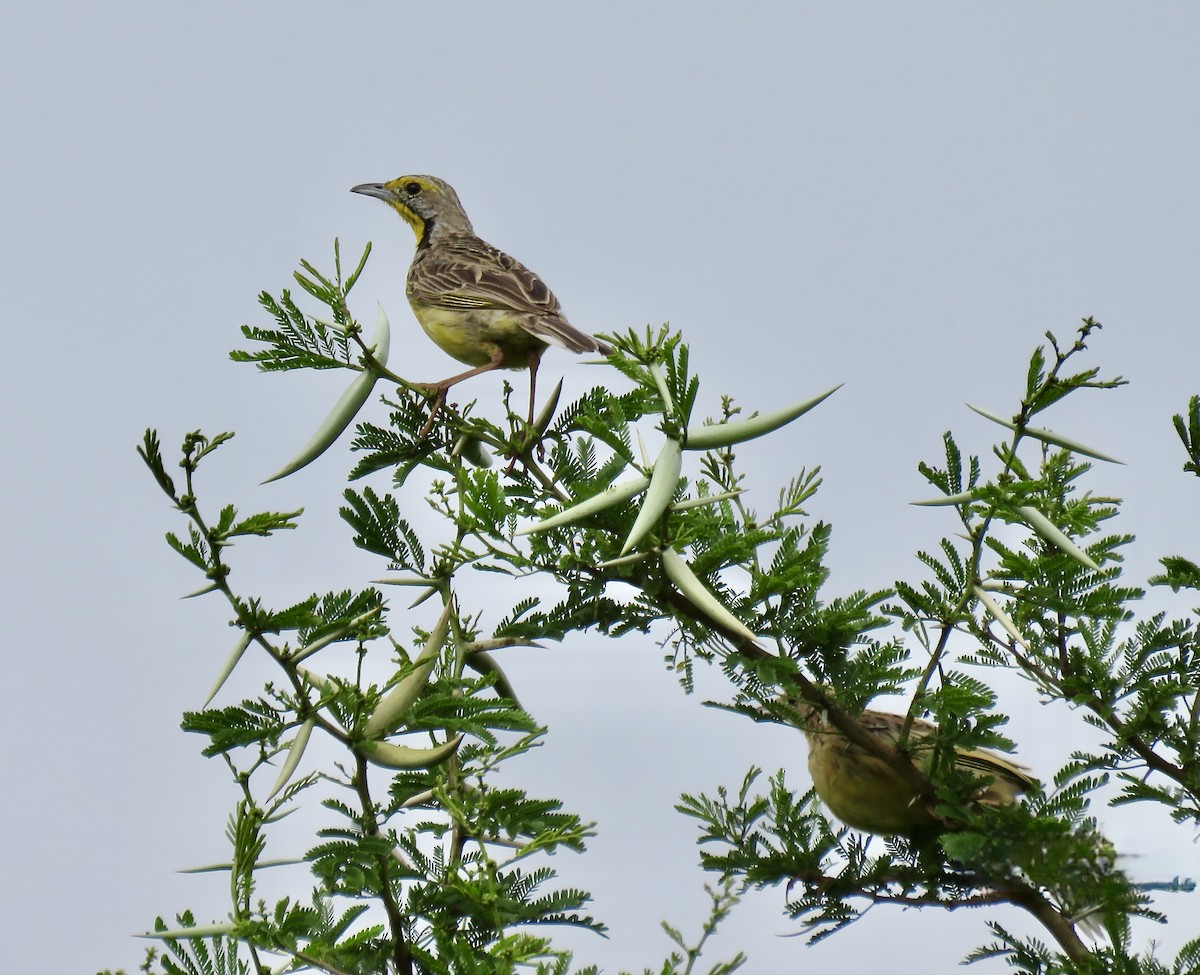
[344,239,372,292]
[238,595,318,634]
[232,290,353,371]
[166,527,210,571]
[349,413,449,482]
[915,432,981,500]
[1150,556,1200,592]
[1172,394,1200,476]
[138,429,177,498]
[297,589,387,647]
[190,431,236,463]
[341,486,426,570]
[226,508,304,538]
[183,700,284,757]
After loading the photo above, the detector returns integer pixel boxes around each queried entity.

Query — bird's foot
[414,383,450,438]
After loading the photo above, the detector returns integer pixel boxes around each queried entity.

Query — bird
[791,697,1133,941]
[789,695,1037,838]
[351,175,612,435]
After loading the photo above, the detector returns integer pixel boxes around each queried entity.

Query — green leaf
[232,290,353,372]
[226,508,304,538]
[340,486,426,570]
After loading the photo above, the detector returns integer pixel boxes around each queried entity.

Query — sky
[3,2,1199,972]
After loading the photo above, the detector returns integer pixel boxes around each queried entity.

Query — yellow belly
[410,301,546,369]
[808,739,937,836]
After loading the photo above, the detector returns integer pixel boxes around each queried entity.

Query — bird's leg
[503,353,547,472]
[416,387,449,439]
[415,351,506,438]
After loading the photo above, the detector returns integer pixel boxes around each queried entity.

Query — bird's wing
[863,710,1035,795]
[858,709,932,743]
[411,235,562,315]
[954,748,1036,794]
[410,236,609,355]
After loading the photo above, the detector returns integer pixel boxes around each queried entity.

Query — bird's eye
[404,181,422,195]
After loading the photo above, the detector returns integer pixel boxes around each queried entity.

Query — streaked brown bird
[791,697,1036,838]
[790,695,1129,941]
[351,175,611,433]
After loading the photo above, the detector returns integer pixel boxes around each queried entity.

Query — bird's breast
[408,299,546,369]
[807,734,937,836]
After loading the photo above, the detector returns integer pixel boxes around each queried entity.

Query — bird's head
[351,174,474,245]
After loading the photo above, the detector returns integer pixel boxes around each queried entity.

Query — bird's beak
[351,182,391,200]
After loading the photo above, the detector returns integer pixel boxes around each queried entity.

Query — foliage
[125,244,1199,974]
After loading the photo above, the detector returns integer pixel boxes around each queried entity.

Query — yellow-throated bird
[791,697,1036,838]
[351,175,611,432]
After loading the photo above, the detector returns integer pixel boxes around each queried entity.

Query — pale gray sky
[4,3,1199,972]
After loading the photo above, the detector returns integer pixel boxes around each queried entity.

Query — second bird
[792,696,1037,838]
[351,175,612,432]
